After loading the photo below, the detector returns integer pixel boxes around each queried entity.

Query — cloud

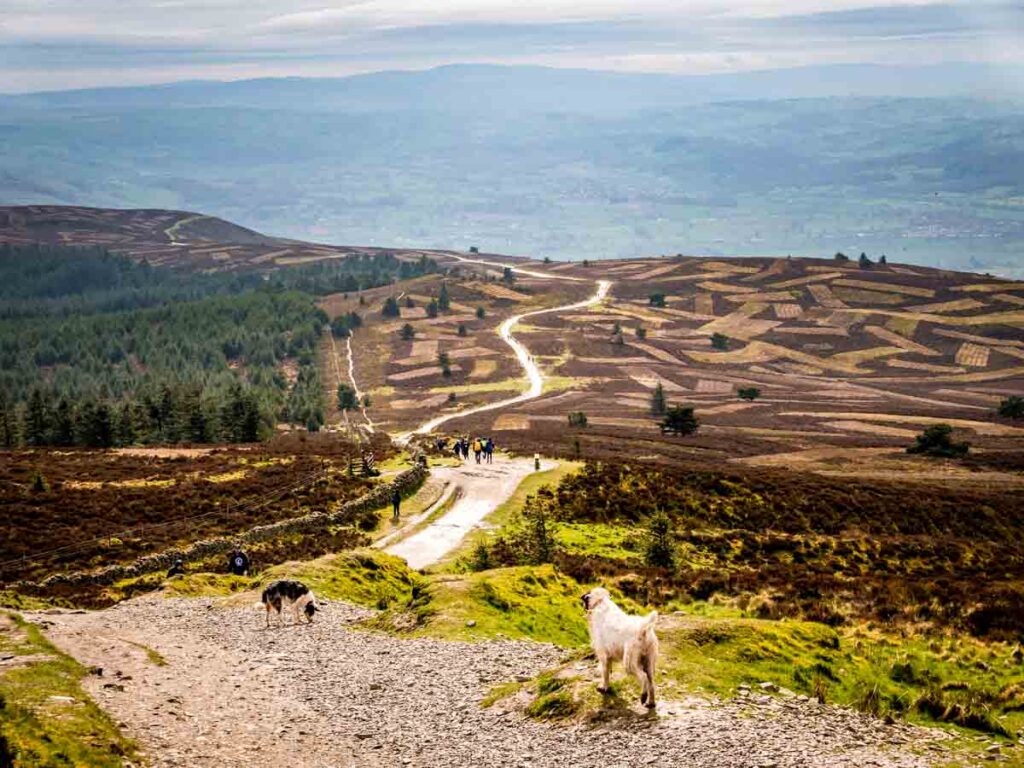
[0,0,1021,92]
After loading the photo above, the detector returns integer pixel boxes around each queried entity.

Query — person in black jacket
[228,549,250,576]
[391,487,402,520]
[167,558,185,578]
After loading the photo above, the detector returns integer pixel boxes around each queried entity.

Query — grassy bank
[0,612,138,767]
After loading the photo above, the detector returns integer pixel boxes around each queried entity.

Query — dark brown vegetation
[0,432,394,587]
[484,461,1024,641]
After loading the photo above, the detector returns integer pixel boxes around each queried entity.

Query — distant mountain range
[2,64,1023,276]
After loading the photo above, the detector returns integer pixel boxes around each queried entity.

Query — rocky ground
[31,596,957,768]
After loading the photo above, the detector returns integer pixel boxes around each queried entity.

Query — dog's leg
[641,651,657,709]
[265,603,271,628]
[597,655,612,693]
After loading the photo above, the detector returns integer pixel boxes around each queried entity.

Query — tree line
[0,243,437,446]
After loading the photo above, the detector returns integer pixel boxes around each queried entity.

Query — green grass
[374,564,590,646]
[122,639,168,667]
[439,461,582,570]
[552,522,638,560]
[0,613,138,767]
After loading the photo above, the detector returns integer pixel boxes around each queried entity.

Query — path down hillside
[383,456,554,570]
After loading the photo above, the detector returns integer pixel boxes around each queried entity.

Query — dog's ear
[581,592,590,610]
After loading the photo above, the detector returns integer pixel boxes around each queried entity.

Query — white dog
[582,587,659,708]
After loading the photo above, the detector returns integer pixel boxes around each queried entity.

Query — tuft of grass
[0,613,139,767]
[375,565,589,646]
[122,639,168,667]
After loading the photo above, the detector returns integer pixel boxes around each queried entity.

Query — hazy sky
[1,0,1022,92]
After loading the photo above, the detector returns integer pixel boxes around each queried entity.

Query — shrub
[426,299,439,319]
[649,293,666,308]
[997,395,1024,420]
[469,246,479,254]
[834,252,849,262]
[405,296,415,308]
[476,306,486,320]
[457,324,467,337]
[660,405,699,436]
[29,471,50,493]
[567,411,588,428]
[336,384,358,410]
[858,252,872,270]
[399,323,415,340]
[906,424,969,458]
[737,387,761,401]
[644,513,675,569]
[381,296,400,318]
[635,326,647,340]
[711,333,729,351]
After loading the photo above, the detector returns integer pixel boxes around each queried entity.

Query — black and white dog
[261,579,317,627]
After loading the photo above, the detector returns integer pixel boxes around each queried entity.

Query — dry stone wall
[18,464,427,591]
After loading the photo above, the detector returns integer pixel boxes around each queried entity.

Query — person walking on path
[472,438,482,464]
[484,437,494,464]
[391,487,402,520]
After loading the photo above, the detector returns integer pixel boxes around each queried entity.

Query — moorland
[1,206,1023,766]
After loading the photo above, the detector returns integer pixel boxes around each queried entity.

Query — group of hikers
[434,435,495,464]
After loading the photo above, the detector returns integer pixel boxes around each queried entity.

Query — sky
[1,0,1022,92]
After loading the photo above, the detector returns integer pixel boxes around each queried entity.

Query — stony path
[31,597,950,768]
[384,457,554,569]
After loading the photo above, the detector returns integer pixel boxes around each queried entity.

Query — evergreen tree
[337,383,358,410]
[651,382,667,416]
[426,299,439,319]
[382,296,401,318]
[438,282,450,312]
[0,392,17,448]
[859,252,872,269]
[24,389,50,446]
[644,513,675,569]
[115,401,138,446]
[52,398,76,446]
[660,405,699,436]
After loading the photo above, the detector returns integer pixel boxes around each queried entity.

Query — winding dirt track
[396,255,611,442]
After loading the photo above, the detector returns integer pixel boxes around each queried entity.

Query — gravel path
[384,457,555,569]
[31,597,951,768]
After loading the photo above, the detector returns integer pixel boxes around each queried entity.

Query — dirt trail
[395,257,611,443]
[30,598,946,768]
[383,456,554,569]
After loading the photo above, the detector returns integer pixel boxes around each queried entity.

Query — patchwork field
[383,253,1024,481]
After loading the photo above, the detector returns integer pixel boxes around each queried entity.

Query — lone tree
[998,395,1024,420]
[438,282,451,312]
[644,513,675,570]
[438,351,452,378]
[636,326,647,340]
[859,252,872,270]
[906,424,969,458]
[502,266,515,283]
[457,324,468,337]
[711,333,730,351]
[649,293,666,308]
[568,411,588,428]
[737,387,761,401]
[405,295,415,308]
[476,306,486,320]
[660,405,699,437]
[337,383,358,410]
[399,323,415,340]
[426,298,439,319]
[469,246,479,254]
[651,382,667,416]
[382,296,401,318]
[834,252,849,262]
[879,254,888,265]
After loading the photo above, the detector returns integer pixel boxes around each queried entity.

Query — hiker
[391,487,402,520]
[228,549,250,576]
[460,437,470,460]
[484,437,494,464]
[166,558,185,578]
[473,437,482,464]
